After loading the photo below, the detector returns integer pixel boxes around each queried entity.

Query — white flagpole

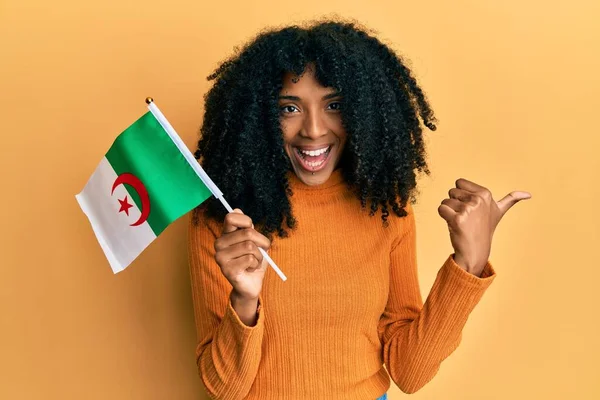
[145,97,287,282]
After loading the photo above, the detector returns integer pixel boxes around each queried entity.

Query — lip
[292,145,333,172]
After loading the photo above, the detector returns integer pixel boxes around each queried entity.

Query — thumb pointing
[496,191,532,216]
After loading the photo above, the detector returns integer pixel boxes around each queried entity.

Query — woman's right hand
[214,209,270,301]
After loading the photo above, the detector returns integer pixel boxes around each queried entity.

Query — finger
[247,252,268,272]
[226,253,261,273]
[455,178,487,193]
[448,188,474,202]
[215,227,271,251]
[441,198,465,212]
[437,203,457,223]
[219,240,263,263]
[496,191,532,216]
[222,209,253,234]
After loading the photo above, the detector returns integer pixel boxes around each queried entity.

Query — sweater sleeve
[187,212,266,400]
[378,203,496,394]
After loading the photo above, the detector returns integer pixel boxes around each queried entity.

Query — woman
[188,19,530,399]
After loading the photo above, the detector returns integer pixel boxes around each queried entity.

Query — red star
[118,196,133,216]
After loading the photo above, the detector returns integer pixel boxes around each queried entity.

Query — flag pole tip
[145,97,154,104]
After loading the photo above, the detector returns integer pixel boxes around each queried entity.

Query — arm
[378,203,496,394]
[188,213,265,400]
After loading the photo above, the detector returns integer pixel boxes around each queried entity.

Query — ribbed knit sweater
[188,169,496,400]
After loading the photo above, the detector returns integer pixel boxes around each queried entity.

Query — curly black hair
[192,18,437,239]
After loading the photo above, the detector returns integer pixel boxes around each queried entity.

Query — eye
[328,101,342,111]
[280,105,299,114]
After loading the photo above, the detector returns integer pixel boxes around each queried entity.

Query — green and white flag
[76,101,218,274]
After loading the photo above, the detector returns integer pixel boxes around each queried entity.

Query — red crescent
[111,173,151,226]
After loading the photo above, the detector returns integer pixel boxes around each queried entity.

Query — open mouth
[293,145,332,172]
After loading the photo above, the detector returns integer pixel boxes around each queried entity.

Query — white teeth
[305,160,324,167]
[299,146,329,156]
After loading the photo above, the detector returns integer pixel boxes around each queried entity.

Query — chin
[290,161,337,186]
[298,171,330,185]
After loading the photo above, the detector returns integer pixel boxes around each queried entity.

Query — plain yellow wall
[1,0,599,399]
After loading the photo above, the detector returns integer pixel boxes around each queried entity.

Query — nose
[300,108,328,139]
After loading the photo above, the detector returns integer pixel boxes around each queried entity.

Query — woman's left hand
[437,178,532,276]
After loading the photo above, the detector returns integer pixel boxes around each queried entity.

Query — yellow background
[1,0,598,399]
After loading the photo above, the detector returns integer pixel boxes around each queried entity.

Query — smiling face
[278,64,347,186]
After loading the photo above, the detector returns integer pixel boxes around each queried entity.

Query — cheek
[279,127,293,156]
[334,125,348,143]
[330,116,346,139]
[280,119,298,144]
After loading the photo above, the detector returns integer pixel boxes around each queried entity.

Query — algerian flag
[76,100,218,274]
[76,99,286,280]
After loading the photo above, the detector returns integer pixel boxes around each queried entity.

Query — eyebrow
[278,91,342,101]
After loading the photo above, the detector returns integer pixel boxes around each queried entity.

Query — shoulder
[188,206,223,241]
[387,200,417,247]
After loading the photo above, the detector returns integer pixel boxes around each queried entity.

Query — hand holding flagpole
[145,97,287,281]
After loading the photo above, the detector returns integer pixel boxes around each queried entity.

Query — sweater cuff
[444,254,497,289]
[224,294,266,334]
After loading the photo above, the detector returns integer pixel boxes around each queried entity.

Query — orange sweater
[188,169,496,399]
